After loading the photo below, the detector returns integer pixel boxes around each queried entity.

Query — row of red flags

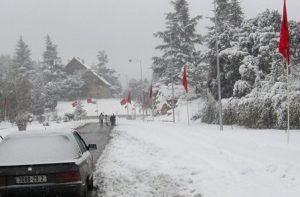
[72,97,96,107]
[120,65,188,106]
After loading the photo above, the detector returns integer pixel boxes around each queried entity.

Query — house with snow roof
[65,57,115,98]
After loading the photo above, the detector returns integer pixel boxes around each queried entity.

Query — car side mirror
[88,144,97,151]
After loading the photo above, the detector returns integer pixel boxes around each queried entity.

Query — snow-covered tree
[15,77,32,114]
[229,0,243,27]
[6,37,35,121]
[0,55,11,120]
[59,72,85,100]
[92,50,122,95]
[153,0,202,85]
[0,55,11,81]
[31,73,47,116]
[205,0,244,100]
[74,100,86,120]
[152,0,203,115]
[202,9,300,129]
[1,82,17,121]
[41,35,64,82]
[39,35,68,110]
[10,36,35,80]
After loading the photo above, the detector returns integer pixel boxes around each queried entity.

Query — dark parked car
[0,130,97,197]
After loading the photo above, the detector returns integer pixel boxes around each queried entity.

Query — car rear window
[0,134,79,165]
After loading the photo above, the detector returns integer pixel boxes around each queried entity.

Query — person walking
[99,113,104,125]
[111,114,116,126]
[110,115,113,126]
[104,114,108,126]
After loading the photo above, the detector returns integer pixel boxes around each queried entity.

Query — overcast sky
[0,0,300,83]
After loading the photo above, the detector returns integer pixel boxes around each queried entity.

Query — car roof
[0,130,80,165]
[4,130,75,139]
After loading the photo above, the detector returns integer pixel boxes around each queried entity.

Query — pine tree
[153,0,202,85]
[0,55,11,80]
[8,37,34,121]
[151,0,204,116]
[2,82,17,121]
[93,51,109,74]
[92,50,121,95]
[15,77,32,114]
[43,35,59,66]
[11,36,34,80]
[229,0,243,27]
[215,0,231,29]
[41,35,64,82]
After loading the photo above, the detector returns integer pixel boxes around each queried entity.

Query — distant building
[65,57,115,98]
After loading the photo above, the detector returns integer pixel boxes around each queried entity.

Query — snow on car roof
[0,131,80,166]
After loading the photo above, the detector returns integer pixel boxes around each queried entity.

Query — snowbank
[95,119,300,197]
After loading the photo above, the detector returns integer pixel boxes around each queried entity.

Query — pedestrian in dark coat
[99,113,104,125]
[111,114,116,126]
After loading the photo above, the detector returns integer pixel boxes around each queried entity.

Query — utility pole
[128,58,144,120]
[214,0,223,131]
[169,33,176,123]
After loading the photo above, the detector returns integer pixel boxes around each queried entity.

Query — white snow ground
[95,119,300,197]
[1,99,300,197]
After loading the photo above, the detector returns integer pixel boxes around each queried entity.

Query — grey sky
[0,0,299,83]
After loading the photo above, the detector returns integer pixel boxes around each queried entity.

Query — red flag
[72,101,77,107]
[279,0,290,64]
[2,97,7,109]
[149,84,153,98]
[120,98,127,105]
[182,65,188,94]
[87,97,92,103]
[127,92,131,104]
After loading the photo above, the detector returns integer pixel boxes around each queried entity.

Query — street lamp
[128,58,142,83]
[128,58,144,120]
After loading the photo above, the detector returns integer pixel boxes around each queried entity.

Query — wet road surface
[77,122,113,197]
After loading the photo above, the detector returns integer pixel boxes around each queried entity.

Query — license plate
[16,175,47,184]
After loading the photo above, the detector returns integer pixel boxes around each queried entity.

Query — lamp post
[128,58,144,120]
[214,0,223,131]
[167,32,176,123]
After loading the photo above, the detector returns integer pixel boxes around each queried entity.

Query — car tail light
[0,176,6,186]
[55,171,81,183]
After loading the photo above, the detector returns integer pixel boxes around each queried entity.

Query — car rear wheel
[88,175,94,190]
[80,184,88,197]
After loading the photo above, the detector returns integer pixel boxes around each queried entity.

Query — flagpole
[286,63,290,144]
[96,100,99,116]
[151,97,154,121]
[279,0,290,144]
[126,104,130,120]
[186,94,190,125]
[169,33,175,123]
